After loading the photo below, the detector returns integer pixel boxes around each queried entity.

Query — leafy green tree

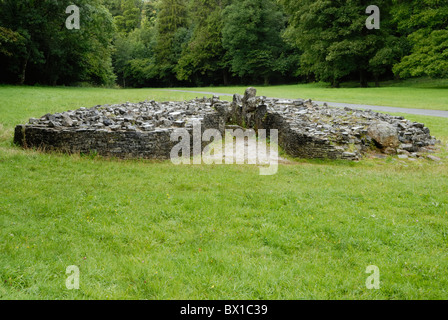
[175,0,230,85]
[0,0,116,85]
[282,0,399,87]
[0,27,25,58]
[113,21,158,87]
[142,0,159,26]
[392,0,448,78]
[101,0,123,16]
[79,3,117,85]
[154,0,188,84]
[222,0,291,85]
[0,0,46,84]
[113,0,143,33]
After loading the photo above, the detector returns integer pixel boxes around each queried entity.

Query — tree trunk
[222,69,229,86]
[360,69,368,88]
[308,74,315,83]
[263,75,269,86]
[19,52,30,85]
[331,78,340,88]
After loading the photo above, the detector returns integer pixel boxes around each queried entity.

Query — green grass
[1,85,448,300]
[171,78,448,111]
[0,85,207,129]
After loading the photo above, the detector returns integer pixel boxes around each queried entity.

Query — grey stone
[233,94,242,104]
[169,112,183,120]
[242,87,257,103]
[163,120,173,127]
[400,143,414,151]
[174,121,186,128]
[109,125,121,131]
[103,118,114,126]
[13,88,438,162]
[48,120,58,128]
[244,97,259,113]
[141,124,155,131]
[397,149,410,155]
[367,121,400,149]
[342,152,359,160]
[426,155,441,162]
[61,114,73,127]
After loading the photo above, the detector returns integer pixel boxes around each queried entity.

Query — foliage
[222,0,297,85]
[0,0,447,87]
[175,0,230,86]
[0,0,116,86]
[153,0,188,84]
[0,27,26,57]
[392,0,448,79]
[281,0,400,87]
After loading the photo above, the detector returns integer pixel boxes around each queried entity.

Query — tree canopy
[0,0,446,87]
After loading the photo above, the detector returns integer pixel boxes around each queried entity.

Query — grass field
[1,84,448,300]
[172,78,448,111]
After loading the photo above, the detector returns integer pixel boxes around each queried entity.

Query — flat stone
[400,143,414,150]
[426,155,441,162]
[173,121,186,127]
[141,124,155,131]
[397,149,410,155]
[342,152,357,158]
[109,125,121,131]
[48,120,58,128]
[169,112,183,120]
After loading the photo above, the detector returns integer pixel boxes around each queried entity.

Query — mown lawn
[0,85,447,300]
[172,78,448,111]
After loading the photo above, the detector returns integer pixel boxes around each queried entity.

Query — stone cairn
[14,87,439,161]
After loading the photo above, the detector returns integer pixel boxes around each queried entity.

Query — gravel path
[165,89,448,118]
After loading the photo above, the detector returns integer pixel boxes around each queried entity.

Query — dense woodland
[0,0,447,88]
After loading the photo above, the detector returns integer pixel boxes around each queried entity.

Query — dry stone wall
[226,88,438,160]
[14,88,439,161]
[14,98,225,160]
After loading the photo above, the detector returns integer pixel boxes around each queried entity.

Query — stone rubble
[14,88,440,161]
[29,98,221,132]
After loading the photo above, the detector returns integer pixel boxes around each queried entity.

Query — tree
[282,0,399,87]
[113,21,158,87]
[222,0,291,85]
[154,0,188,84]
[102,0,123,16]
[392,0,448,79]
[0,0,116,85]
[113,0,143,33]
[175,0,231,86]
